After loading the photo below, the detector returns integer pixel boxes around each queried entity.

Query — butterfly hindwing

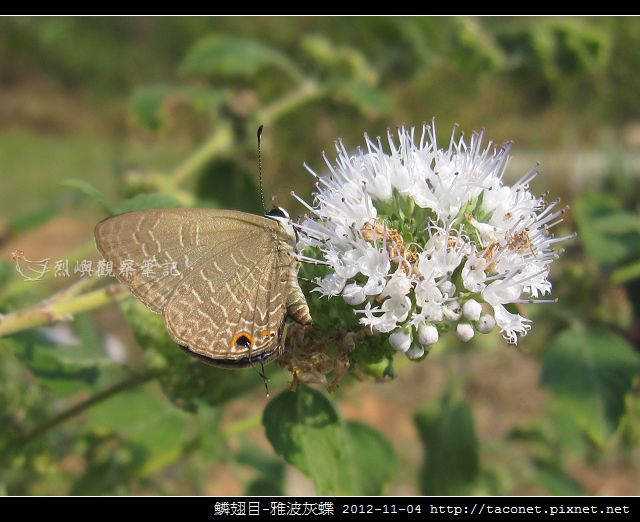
[163,222,289,365]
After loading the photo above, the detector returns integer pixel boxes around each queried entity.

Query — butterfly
[94,206,312,367]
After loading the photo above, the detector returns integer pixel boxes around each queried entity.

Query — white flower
[295,122,573,355]
[493,305,531,343]
[313,273,346,297]
[439,280,456,297]
[443,300,462,321]
[358,244,390,296]
[381,269,412,299]
[342,283,366,305]
[462,255,488,292]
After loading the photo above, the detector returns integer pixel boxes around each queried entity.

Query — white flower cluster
[294,123,573,359]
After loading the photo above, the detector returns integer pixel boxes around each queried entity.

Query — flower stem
[18,371,157,447]
[222,413,262,438]
[0,283,128,338]
[255,80,326,126]
[169,121,234,186]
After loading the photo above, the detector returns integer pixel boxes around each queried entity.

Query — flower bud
[462,299,482,321]
[417,323,439,346]
[406,344,425,360]
[476,313,496,333]
[457,322,475,342]
[389,330,411,352]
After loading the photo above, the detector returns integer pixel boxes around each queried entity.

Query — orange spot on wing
[230,331,254,348]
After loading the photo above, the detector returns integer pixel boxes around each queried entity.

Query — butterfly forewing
[95,208,297,366]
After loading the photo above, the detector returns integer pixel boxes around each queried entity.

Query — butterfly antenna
[257,125,266,213]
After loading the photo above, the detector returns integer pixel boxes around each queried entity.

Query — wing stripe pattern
[95,208,303,367]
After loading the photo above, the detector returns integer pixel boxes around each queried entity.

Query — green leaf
[85,388,191,457]
[113,192,182,215]
[7,331,109,397]
[62,179,114,215]
[182,35,302,82]
[414,384,479,495]
[131,85,230,131]
[612,259,640,285]
[73,385,197,494]
[263,386,396,494]
[71,432,147,495]
[0,345,50,453]
[344,421,397,495]
[131,84,173,131]
[535,462,586,495]
[236,445,285,496]
[263,386,341,494]
[574,192,640,268]
[541,326,640,444]
[336,83,393,116]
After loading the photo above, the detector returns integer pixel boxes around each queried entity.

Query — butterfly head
[265,206,295,238]
[265,206,289,222]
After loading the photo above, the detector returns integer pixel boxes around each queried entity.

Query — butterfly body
[95,207,311,367]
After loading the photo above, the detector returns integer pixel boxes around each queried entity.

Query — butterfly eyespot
[230,332,254,349]
[261,329,274,337]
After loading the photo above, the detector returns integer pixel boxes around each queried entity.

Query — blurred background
[0,16,639,495]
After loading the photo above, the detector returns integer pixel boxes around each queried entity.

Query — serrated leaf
[182,35,301,81]
[121,299,258,411]
[62,179,114,215]
[113,192,182,215]
[337,83,393,116]
[263,386,395,494]
[414,385,479,495]
[540,326,640,444]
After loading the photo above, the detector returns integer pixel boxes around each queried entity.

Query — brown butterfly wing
[95,208,294,366]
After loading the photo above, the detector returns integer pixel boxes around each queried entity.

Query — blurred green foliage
[0,16,639,496]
